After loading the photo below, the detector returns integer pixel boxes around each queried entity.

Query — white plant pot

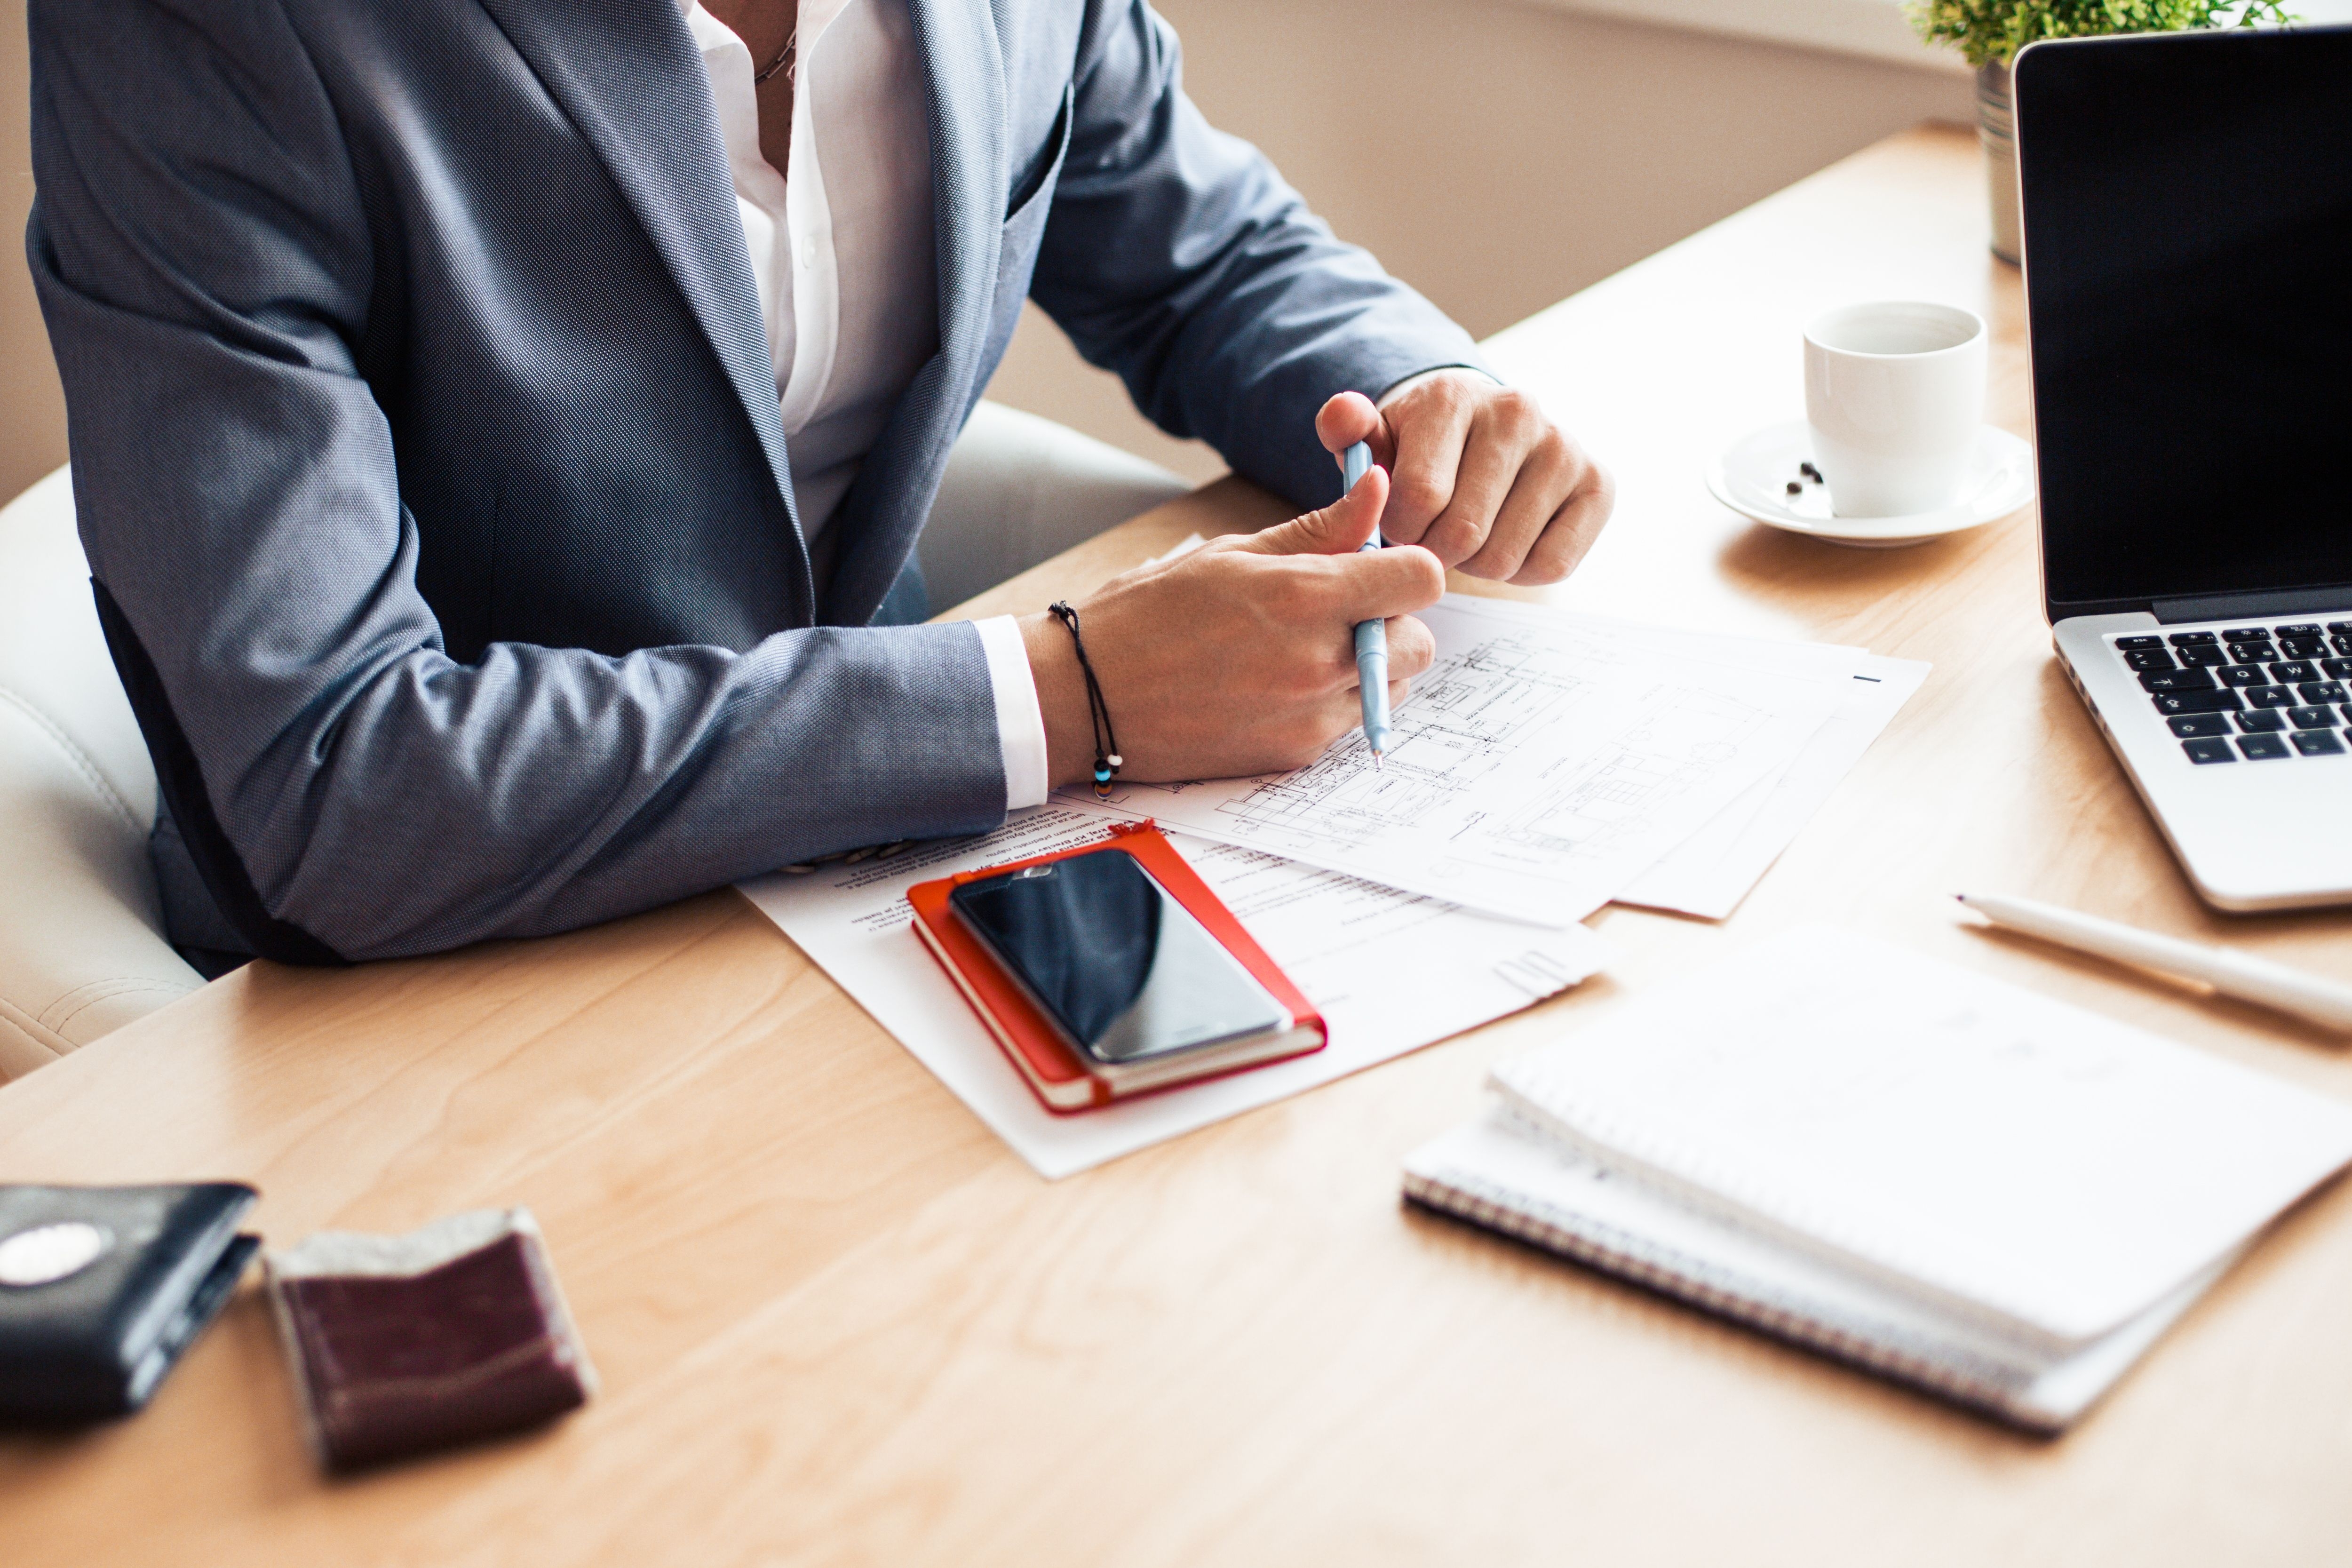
[1977,59,2022,265]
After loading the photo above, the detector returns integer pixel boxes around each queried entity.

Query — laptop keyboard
[2110,622,2352,764]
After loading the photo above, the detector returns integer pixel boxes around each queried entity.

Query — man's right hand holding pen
[1018,453,1438,789]
[1020,375,1611,792]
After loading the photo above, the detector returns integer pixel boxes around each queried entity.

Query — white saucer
[1704,420,2037,548]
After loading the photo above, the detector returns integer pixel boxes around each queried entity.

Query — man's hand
[1020,466,1443,789]
[1315,373,1613,585]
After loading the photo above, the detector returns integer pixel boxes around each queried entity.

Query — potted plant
[1907,0,2295,263]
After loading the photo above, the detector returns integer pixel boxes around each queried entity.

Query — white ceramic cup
[1803,301,1987,518]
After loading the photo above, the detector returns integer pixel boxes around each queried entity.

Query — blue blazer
[27,0,1486,963]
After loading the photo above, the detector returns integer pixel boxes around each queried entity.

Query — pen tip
[1373,750,1384,771]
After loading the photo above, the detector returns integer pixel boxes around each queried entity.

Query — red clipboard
[906,821,1328,1113]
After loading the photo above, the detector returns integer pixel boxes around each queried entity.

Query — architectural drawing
[1064,597,1841,925]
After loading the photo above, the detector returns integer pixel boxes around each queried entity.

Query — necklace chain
[753,27,797,86]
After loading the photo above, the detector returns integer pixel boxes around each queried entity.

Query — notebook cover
[907,822,1327,1114]
[1402,1105,2233,1433]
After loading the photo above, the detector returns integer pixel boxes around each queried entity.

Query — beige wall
[0,0,1972,501]
[1,0,64,502]
[985,0,1973,483]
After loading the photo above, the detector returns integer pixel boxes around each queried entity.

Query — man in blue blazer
[27,0,1613,967]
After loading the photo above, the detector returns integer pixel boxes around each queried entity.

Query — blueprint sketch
[1057,596,1848,926]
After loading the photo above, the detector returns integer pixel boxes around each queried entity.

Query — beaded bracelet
[1048,601,1123,797]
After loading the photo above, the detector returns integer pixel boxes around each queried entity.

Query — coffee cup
[1803,301,1987,518]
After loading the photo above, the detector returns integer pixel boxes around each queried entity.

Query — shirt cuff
[975,615,1050,810]
[1375,365,1503,407]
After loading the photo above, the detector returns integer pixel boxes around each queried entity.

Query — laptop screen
[2016,27,2352,620]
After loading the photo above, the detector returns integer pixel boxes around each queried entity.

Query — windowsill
[1521,0,2352,75]
[1520,0,1971,72]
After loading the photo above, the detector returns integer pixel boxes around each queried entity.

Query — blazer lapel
[475,0,813,621]
[818,0,1007,624]
[903,0,1006,415]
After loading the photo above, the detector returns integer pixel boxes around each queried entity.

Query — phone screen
[948,847,1292,1066]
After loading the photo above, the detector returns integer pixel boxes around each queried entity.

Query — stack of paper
[1405,927,2352,1428]
[741,596,1925,1176]
[1056,594,1925,926]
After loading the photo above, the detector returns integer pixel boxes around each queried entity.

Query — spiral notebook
[1404,926,2352,1429]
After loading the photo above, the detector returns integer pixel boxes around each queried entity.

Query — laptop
[2016,25,2352,911]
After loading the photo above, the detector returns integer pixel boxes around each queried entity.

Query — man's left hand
[1314,372,1613,585]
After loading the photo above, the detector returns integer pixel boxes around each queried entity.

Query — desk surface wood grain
[10,125,2352,1567]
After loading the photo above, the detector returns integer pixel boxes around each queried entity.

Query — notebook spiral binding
[1401,1162,2047,1427]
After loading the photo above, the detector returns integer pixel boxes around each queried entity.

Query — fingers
[1512,463,1616,584]
[1415,390,1551,568]
[1232,464,1442,620]
[1329,545,1446,623]
[1456,429,1578,581]
[1239,463,1387,558]
[1315,391,1394,472]
[1382,611,1435,681]
[1315,391,1380,454]
[1381,387,1476,549]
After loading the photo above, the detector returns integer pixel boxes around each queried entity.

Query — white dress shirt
[683,0,1050,810]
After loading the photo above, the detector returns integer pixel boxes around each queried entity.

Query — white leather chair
[920,400,1192,613]
[0,467,201,1079]
[0,405,1188,1078]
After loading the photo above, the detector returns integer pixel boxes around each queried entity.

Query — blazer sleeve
[1029,0,1495,511]
[24,0,1009,963]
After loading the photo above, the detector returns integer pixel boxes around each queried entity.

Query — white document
[1490,925,2352,1346]
[1618,654,1931,919]
[1055,595,1849,927]
[738,808,1609,1178]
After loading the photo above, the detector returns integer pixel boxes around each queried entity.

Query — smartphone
[947,846,1296,1075]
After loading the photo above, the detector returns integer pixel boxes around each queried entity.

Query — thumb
[1239,463,1388,557]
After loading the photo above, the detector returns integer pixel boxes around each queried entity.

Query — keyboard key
[2114,635,2164,650]
[2218,664,2268,687]
[2236,709,2288,732]
[2276,623,2323,638]
[2230,642,2279,664]
[2291,729,2346,756]
[2239,733,2292,760]
[2167,631,2220,646]
[2288,706,2338,730]
[2334,636,2352,656]
[2282,637,2328,659]
[2323,658,2352,679]
[2327,621,2352,635]
[2270,661,2319,683]
[2124,648,2177,671]
[2245,685,2298,708]
[2223,627,2271,641]
[2182,738,2236,764]
[2169,714,2233,738]
[2154,690,2243,715]
[2140,668,2216,692]
[2302,681,2351,704]
[2177,645,2230,668]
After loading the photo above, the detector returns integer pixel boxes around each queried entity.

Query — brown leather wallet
[265,1208,596,1471]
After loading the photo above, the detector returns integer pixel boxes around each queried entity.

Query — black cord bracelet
[1048,601,1123,797]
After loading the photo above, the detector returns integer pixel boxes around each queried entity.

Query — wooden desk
[9,125,2352,1567]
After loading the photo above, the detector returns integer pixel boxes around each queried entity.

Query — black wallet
[0,1183,260,1423]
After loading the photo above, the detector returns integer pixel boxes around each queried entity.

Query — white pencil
[1956,891,2352,1033]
